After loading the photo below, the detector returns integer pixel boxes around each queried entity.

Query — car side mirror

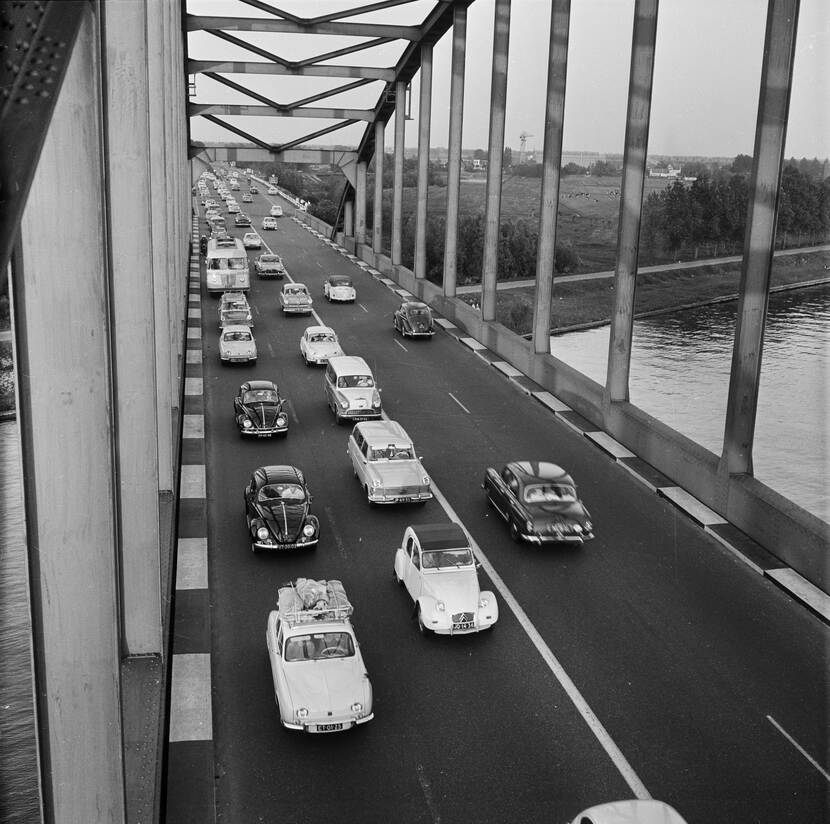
[475,561,482,570]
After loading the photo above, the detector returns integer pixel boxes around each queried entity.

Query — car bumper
[429,614,498,635]
[339,408,382,420]
[329,293,355,302]
[282,305,312,313]
[521,531,594,544]
[221,355,256,362]
[257,271,283,278]
[283,712,374,733]
[403,329,435,337]
[253,536,318,550]
[368,490,432,504]
[240,425,288,437]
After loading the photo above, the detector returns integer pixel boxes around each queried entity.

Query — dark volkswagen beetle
[244,465,319,552]
[233,380,288,437]
[393,300,435,338]
[483,461,594,544]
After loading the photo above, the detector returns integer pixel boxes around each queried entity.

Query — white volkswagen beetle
[323,275,356,303]
[300,325,344,366]
[393,523,498,635]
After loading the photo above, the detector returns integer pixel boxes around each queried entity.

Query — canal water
[0,285,826,820]
[550,284,830,523]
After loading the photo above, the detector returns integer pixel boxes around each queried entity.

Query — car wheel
[251,543,259,554]
[364,485,375,506]
[393,567,403,586]
[416,605,429,636]
[509,520,521,542]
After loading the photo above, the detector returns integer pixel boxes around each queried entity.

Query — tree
[562,163,587,176]
[503,146,513,168]
[730,153,753,174]
[473,148,487,161]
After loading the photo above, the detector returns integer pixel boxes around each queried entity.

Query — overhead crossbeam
[237,0,420,26]
[187,15,420,41]
[189,60,395,82]
[190,103,374,121]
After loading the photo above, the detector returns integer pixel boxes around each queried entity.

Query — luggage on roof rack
[277,579,353,624]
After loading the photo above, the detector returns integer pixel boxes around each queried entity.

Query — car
[482,461,594,544]
[234,380,288,437]
[227,202,241,214]
[219,306,253,329]
[323,355,382,422]
[567,801,688,824]
[268,186,278,195]
[279,282,313,314]
[233,213,252,227]
[299,325,344,366]
[244,465,319,551]
[393,523,498,635]
[266,578,373,732]
[250,185,259,194]
[241,193,253,203]
[254,253,286,279]
[347,420,432,504]
[242,232,262,249]
[323,275,356,303]
[219,325,257,364]
[270,204,283,217]
[204,208,220,221]
[393,300,435,337]
[219,290,249,313]
[261,216,278,231]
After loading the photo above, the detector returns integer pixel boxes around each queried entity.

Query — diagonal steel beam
[293,37,398,68]
[306,0,421,25]
[285,78,376,109]
[198,113,274,152]
[203,71,281,108]
[205,29,290,65]
[275,119,359,152]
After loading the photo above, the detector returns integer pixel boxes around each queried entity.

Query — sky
[187,0,829,160]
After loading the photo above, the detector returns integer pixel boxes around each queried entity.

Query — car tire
[416,605,429,636]
[364,485,375,506]
[393,567,403,586]
[251,543,259,554]
[509,520,521,542]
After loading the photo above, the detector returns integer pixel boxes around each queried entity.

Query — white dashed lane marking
[448,392,470,414]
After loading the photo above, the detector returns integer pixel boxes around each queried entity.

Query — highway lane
[195,180,827,823]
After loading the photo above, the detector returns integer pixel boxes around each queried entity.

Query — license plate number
[453,621,473,631]
[396,496,414,503]
[316,723,343,732]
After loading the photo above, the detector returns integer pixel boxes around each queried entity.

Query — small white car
[300,325,344,366]
[219,291,249,314]
[280,282,313,314]
[254,253,286,279]
[267,186,278,195]
[270,204,283,217]
[393,523,498,635]
[242,193,253,202]
[219,325,257,364]
[262,216,278,231]
[568,801,688,824]
[227,202,241,214]
[266,579,373,733]
[347,420,432,504]
[242,232,262,249]
[219,306,253,330]
[323,275,356,303]
[323,356,382,423]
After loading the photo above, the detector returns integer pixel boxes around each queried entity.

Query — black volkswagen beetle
[244,465,319,552]
[233,380,288,437]
[483,461,594,544]
[393,300,435,338]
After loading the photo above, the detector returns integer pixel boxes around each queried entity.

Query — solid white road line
[395,339,408,352]
[767,715,830,781]
[448,392,471,414]
[428,480,652,800]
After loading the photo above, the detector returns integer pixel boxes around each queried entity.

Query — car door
[347,428,364,482]
[486,466,511,514]
[402,536,423,602]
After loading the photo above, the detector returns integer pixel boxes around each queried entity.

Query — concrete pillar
[103,0,162,654]
[373,120,384,256]
[414,43,433,279]
[355,160,368,246]
[480,0,512,321]
[722,0,800,475]
[442,5,467,298]
[391,79,406,266]
[605,0,659,402]
[15,8,126,820]
[344,199,354,238]
[532,0,571,354]
[147,0,174,492]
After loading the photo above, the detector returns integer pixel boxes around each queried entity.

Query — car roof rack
[277,579,353,625]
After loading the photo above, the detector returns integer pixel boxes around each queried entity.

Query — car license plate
[396,496,414,503]
[316,723,343,732]
[453,621,473,631]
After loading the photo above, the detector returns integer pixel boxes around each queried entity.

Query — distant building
[471,158,487,171]
[561,150,606,167]
[648,163,682,178]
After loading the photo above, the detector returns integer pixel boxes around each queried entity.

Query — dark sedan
[244,465,319,552]
[393,300,435,338]
[483,461,594,544]
[234,380,288,438]
[234,213,252,227]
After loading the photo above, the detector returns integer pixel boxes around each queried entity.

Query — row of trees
[641,166,830,256]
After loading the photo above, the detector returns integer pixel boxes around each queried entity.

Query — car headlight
[256,527,269,541]
[372,390,381,407]
[296,708,309,720]
[436,601,445,612]
[585,521,592,531]
[479,596,489,608]
[339,399,349,409]
[351,702,363,714]
[371,478,381,489]
[242,418,253,429]
[422,476,430,485]
[276,416,286,426]
[302,523,315,537]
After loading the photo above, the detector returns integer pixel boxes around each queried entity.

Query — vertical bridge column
[414,42,433,280]
[391,79,407,267]
[605,0,659,403]
[104,0,162,653]
[355,160,367,248]
[722,0,800,475]
[15,7,126,821]
[344,199,354,241]
[532,0,572,353]
[373,119,385,262]
[481,0,511,321]
[442,4,467,298]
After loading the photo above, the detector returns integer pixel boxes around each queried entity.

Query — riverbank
[460,249,830,336]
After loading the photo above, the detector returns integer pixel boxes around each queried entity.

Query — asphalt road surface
[191,182,827,824]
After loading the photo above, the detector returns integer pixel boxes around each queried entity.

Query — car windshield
[243,389,278,404]
[284,632,354,662]
[260,255,278,263]
[258,483,305,502]
[309,332,336,343]
[330,277,352,287]
[421,548,473,569]
[337,374,374,388]
[224,331,252,342]
[222,310,248,322]
[523,483,577,503]
[285,286,307,296]
[370,445,413,460]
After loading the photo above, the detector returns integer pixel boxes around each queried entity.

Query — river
[550,284,830,523]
